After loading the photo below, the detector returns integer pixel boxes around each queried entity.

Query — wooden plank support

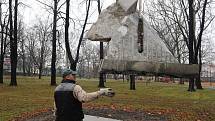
[101,59,199,78]
[130,75,136,90]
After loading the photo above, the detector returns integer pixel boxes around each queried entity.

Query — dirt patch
[84,108,169,121]
[14,108,169,121]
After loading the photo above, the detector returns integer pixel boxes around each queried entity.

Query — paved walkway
[84,115,121,121]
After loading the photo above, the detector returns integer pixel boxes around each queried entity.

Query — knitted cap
[62,69,77,78]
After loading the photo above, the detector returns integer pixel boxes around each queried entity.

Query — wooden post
[98,0,105,88]
[98,72,105,87]
[123,74,125,82]
[130,75,136,90]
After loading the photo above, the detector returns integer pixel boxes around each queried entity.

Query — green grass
[0,76,215,121]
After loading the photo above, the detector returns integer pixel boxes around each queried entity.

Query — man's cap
[62,69,77,78]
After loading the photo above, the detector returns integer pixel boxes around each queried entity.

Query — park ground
[0,76,215,121]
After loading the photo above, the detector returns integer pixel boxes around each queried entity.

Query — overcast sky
[16,0,215,65]
[21,0,116,25]
[19,0,215,48]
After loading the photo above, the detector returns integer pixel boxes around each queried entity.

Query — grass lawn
[0,76,215,121]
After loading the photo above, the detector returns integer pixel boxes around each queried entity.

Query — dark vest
[54,80,84,121]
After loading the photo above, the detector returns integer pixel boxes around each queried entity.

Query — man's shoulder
[55,83,76,92]
[73,84,83,91]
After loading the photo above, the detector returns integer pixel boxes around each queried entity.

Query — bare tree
[187,0,196,91]
[51,0,58,86]
[18,21,26,76]
[35,0,70,85]
[147,0,188,64]
[147,0,215,91]
[0,1,9,84]
[24,29,39,76]
[17,20,52,78]
[186,0,211,90]
[64,0,91,71]
[78,41,100,78]
[35,20,52,79]
[9,0,18,86]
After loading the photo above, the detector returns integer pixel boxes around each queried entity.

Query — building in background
[201,64,215,82]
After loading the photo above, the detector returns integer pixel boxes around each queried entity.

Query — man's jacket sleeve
[73,85,101,103]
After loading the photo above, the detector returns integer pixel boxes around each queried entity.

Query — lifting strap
[99,59,104,72]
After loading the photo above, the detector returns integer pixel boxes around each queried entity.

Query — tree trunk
[188,78,195,92]
[9,0,18,86]
[51,0,58,86]
[196,44,203,89]
[21,40,26,76]
[195,0,208,90]
[114,74,118,80]
[39,61,43,79]
[1,12,9,81]
[126,75,129,83]
[179,78,184,84]
[39,40,45,79]
[0,58,3,84]
[75,0,91,67]
[0,2,3,84]
[155,75,158,82]
[27,66,31,76]
[98,72,105,87]
[187,0,195,91]
[70,62,76,71]
[0,43,3,84]
[64,0,75,71]
[123,74,125,82]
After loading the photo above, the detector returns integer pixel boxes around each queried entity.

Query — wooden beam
[101,59,199,78]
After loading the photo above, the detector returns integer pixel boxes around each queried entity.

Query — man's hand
[98,88,115,97]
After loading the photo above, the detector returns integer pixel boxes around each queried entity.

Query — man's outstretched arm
[73,85,101,102]
[73,85,114,102]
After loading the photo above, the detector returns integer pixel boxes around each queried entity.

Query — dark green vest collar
[61,79,76,84]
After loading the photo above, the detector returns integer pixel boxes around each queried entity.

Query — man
[54,69,115,121]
